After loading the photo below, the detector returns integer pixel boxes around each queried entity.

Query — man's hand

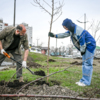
[48,32,55,37]
[22,61,27,68]
[1,49,6,55]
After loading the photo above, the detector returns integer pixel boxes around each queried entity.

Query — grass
[0,69,16,81]
[0,52,100,96]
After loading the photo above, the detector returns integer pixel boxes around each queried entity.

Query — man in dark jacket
[49,18,96,86]
[0,24,29,82]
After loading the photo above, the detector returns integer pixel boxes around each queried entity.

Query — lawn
[0,52,100,98]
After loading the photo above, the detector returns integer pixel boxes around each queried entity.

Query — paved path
[0,61,14,70]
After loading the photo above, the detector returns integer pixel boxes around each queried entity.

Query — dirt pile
[70,61,96,66]
[0,80,25,88]
[34,70,46,76]
[18,84,79,100]
[0,84,79,100]
[46,59,56,62]
[70,61,82,65]
[0,80,60,93]
[27,62,42,68]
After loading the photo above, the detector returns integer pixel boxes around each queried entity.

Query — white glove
[22,61,27,68]
[1,49,6,55]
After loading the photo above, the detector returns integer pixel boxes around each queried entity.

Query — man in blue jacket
[48,18,96,86]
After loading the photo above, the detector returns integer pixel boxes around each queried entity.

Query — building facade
[21,23,32,46]
[0,19,8,32]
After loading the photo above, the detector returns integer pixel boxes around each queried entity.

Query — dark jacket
[0,26,29,55]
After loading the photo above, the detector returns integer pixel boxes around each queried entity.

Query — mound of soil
[27,62,42,68]
[46,59,56,62]
[0,76,99,99]
[0,80,26,88]
[71,61,96,66]
[34,70,46,76]
[0,80,49,89]
[0,80,60,94]
[70,61,82,65]
[0,79,79,100]
[18,84,79,100]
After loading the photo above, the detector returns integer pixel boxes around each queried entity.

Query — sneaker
[78,82,86,86]
[75,81,81,84]
[19,77,24,82]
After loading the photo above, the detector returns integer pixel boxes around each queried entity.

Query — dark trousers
[0,50,22,78]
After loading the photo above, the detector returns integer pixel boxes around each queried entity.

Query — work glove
[1,49,6,55]
[81,52,85,56]
[48,32,55,37]
[22,61,27,68]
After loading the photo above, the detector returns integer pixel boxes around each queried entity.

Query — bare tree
[93,21,100,42]
[38,42,44,48]
[66,44,73,55]
[89,20,100,42]
[32,0,64,82]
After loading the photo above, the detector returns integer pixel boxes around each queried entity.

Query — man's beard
[15,33,20,36]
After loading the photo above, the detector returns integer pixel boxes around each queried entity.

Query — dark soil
[70,61,96,66]
[0,80,25,88]
[0,80,49,89]
[0,79,60,93]
[27,62,42,68]
[70,61,82,65]
[0,79,79,100]
[0,79,100,100]
[46,59,56,62]
[34,70,46,76]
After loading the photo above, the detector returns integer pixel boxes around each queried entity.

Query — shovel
[3,52,45,76]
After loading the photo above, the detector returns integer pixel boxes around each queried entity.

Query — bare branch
[33,0,52,15]
[54,5,62,16]
[43,0,52,8]
[87,20,94,31]
[93,21,100,39]
[54,0,64,10]
[32,0,64,21]
[96,35,100,42]
[31,2,38,7]
[54,1,64,16]
[53,12,62,23]
[95,21,100,32]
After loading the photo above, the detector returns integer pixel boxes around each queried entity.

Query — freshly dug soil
[0,79,100,100]
[46,59,56,62]
[0,80,49,89]
[18,84,79,100]
[70,61,96,66]
[34,70,46,76]
[27,62,42,68]
[70,61,82,65]
[0,80,79,100]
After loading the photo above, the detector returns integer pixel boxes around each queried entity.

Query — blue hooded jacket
[56,18,96,53]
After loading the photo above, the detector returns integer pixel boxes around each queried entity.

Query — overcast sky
[0,0,100,48]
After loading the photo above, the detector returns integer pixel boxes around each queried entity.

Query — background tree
[91,20,100,42]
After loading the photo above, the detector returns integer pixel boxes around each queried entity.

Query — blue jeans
[80,49,95,85]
